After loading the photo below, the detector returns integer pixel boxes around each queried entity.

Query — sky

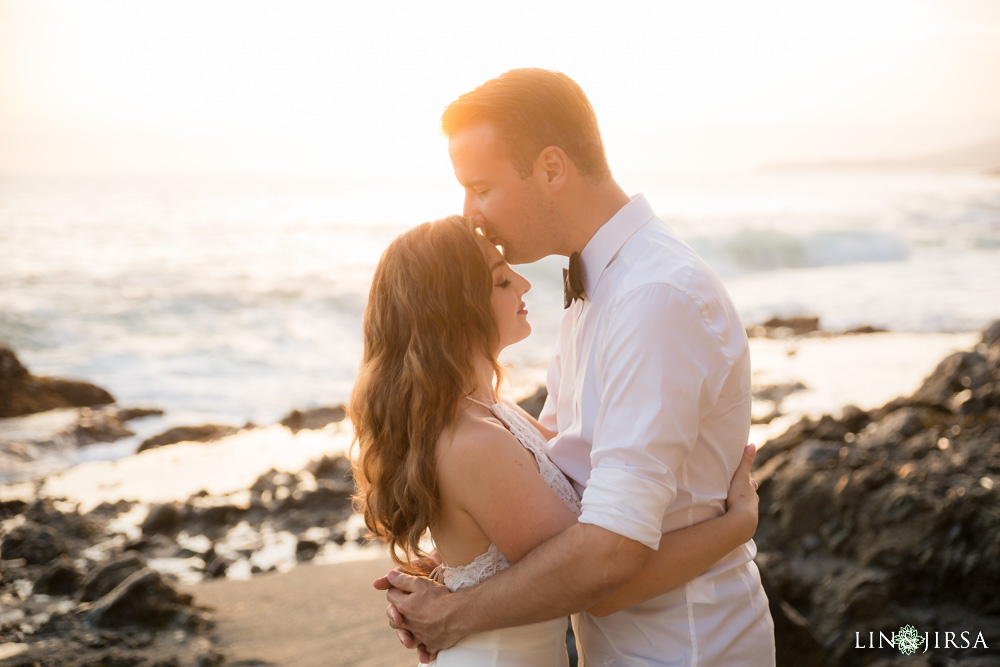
[1,0,999,183]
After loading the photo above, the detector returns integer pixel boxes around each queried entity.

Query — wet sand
[182,555,413,667]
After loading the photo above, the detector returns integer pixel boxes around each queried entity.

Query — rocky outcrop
[746,316,885,339]
[0,405,164,485]
[0,500,219,666]
[756,320,1000,666]
[0,345,114,418]
[279,405,346,433]
[137,424,244,453]
[0,453,361,664]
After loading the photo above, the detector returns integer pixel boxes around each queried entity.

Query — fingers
[734,444,756,477]
[417,644,436,664]
[386,586,412,607]
[374,568,408,591]
[386,603,417,649]
[743,443,759,490]
[397,628,417,650]
[386,603,404,628]
[386,569,432,593]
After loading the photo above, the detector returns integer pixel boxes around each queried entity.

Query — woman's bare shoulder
[436,406,527,474]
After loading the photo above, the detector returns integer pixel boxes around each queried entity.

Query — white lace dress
[426,399,582,667]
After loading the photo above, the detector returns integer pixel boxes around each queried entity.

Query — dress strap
[463,395,497,410]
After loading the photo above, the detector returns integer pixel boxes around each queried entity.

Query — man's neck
[559,177,632,256]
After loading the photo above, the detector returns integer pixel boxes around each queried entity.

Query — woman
[351,216,759,666]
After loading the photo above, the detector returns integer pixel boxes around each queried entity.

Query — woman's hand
[725,444,760,543]
[406,549,443,577]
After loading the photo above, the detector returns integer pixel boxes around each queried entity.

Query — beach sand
[182,555,413,667]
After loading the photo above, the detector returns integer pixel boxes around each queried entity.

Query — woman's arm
[586,444,760,617]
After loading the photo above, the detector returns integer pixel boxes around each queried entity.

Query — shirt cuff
[578,467,675,550]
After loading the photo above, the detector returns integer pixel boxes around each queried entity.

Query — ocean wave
[688,228,910,273]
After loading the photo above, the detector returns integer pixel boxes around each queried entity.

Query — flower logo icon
[897,625,926,655]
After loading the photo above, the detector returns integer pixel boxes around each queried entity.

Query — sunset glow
[1,0,998,182]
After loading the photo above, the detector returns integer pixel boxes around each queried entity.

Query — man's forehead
[448,122,504,162]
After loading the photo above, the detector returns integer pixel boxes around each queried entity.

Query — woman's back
[431,399,581,591]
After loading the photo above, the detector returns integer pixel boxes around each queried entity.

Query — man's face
[448,123,557,264]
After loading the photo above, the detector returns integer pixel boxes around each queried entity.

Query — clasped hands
[373,568,457,664]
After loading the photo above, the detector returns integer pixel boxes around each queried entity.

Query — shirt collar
[578,194,655,297]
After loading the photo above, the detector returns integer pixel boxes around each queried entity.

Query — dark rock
[73,407,135,446]
[141,504,183,535]
[83,568,190,629]
[137,424,241,453]
[754,320,1000,665]
[197,504,244,527]
[32,554,82,595]
[0,520,66,565]
[0,344,115,417]
[910,350,989,410]
[80,553,146,602]
[295,539,320,562]
[291,481,352,512]
[982,319,1000,347]
[87,500,137,521]
[857,406,927,448]
[279,405,346,433]
[23,498,97,542]
[115,407,165,421]
[753,381,807,404]
[330,526,348,545]
[307,454,353,482]
[748,316,821,338]
[517,387,548,419]
[756,414,856,467]
[0,499,28,519]
[203,554,229,579]
[760,568,827,667]
[844,324,884,334]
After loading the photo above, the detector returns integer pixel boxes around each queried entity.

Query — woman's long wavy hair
[350,216,505,570]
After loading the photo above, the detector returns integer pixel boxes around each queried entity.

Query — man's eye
[476,189,489,196]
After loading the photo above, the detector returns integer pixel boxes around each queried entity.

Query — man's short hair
[441,68,611,182]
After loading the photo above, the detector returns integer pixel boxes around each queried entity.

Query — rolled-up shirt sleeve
[577,282,733,550]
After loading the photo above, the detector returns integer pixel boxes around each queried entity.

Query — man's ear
[535,146,568,191]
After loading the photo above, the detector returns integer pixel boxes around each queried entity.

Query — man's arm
[384,521,651,653]
[384,442,758,650]
[384,284,739,652]
[587,443,758,616]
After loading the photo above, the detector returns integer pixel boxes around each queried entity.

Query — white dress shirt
[539,195,775,666]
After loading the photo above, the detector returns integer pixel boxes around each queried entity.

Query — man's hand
[373,569,466,660]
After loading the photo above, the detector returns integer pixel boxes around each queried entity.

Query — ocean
[2,169,999,444]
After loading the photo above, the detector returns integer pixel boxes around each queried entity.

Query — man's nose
[462,192,480,220]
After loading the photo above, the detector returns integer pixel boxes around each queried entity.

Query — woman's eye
[495,279,511,289]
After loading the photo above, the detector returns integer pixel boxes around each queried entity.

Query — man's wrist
[446,586,480,638]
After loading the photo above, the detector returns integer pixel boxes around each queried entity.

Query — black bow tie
[563,252,585,308]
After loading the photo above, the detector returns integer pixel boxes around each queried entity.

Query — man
[380,68,775,665]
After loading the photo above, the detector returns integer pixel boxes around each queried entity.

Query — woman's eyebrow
[490,260,504,271]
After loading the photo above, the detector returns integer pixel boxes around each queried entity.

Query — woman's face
[479,240,531,351]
